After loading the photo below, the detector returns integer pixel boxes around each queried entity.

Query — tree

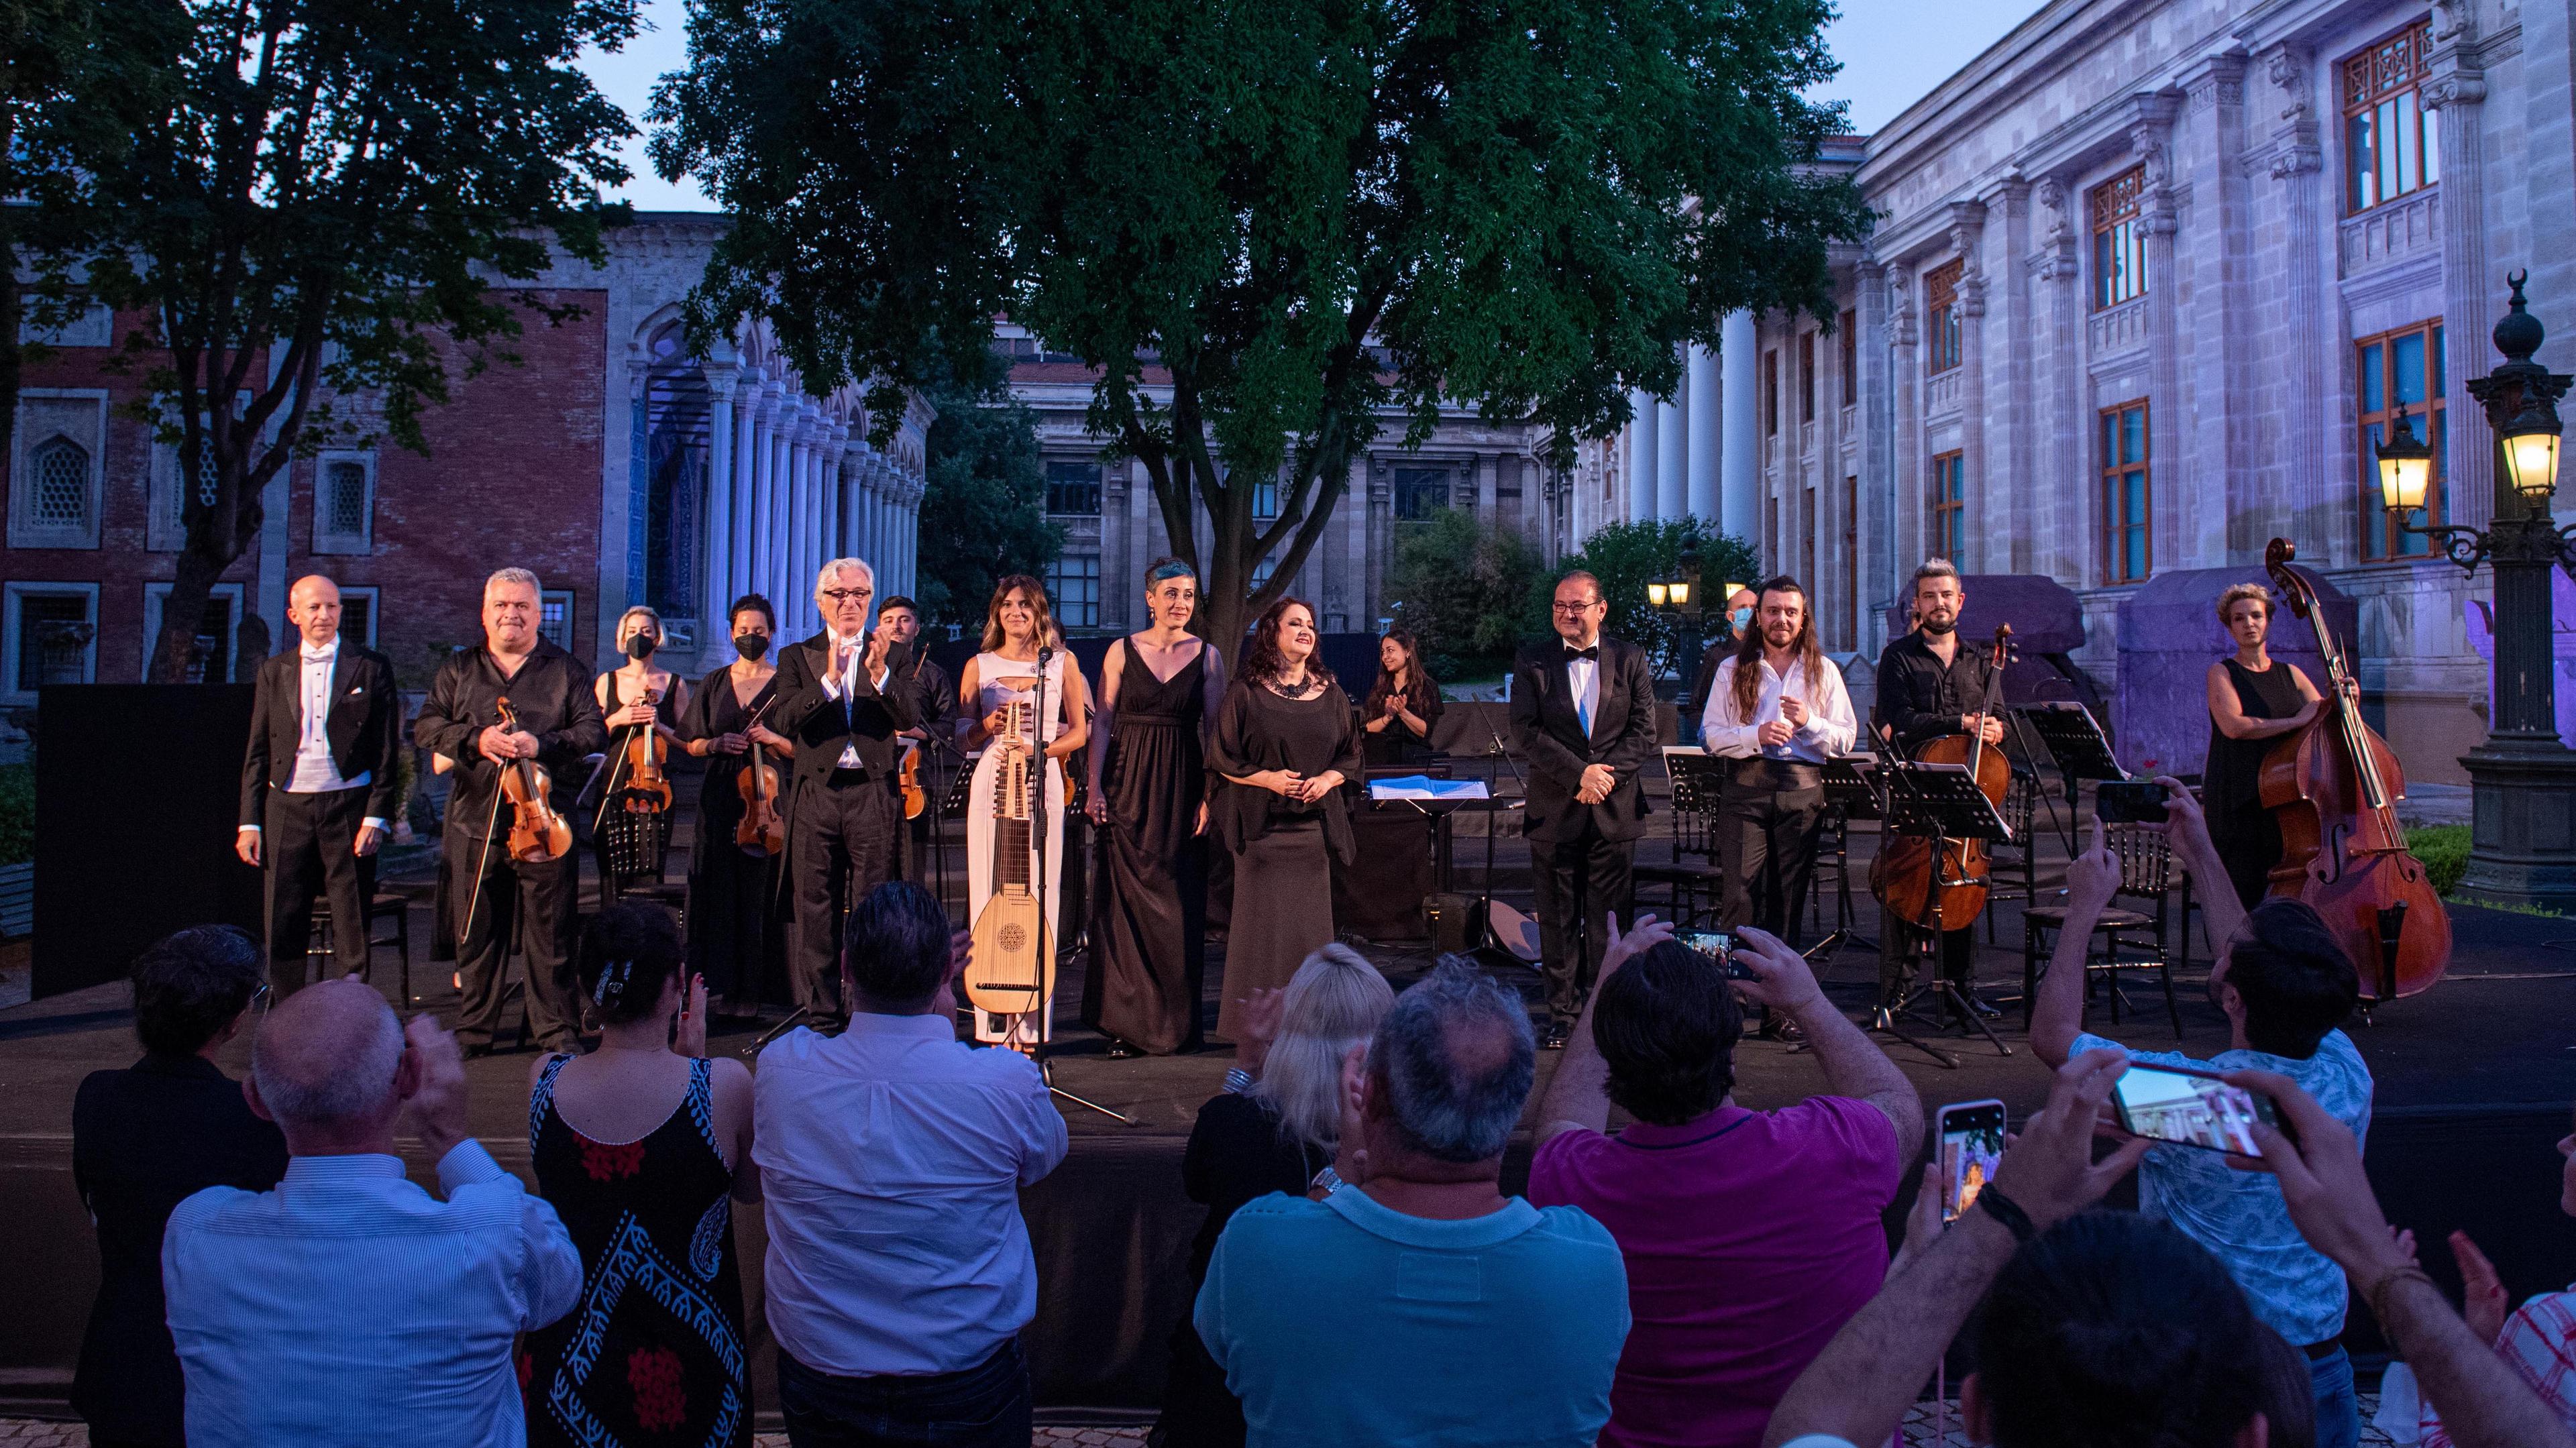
[1,0,118,463]
[1387,509,1546,682]
[914,380,1060,632]
[1558,518,1759,682]
[44,0,641,681]
[653,0,1868,659]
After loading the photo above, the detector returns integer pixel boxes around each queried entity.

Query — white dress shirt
[241,638,388,835]
[815,630,894,769]
[162,1140,582,1448]
[1699,651,1859,764]
[755,1012,1069,1378]
[1564,643,1602,738]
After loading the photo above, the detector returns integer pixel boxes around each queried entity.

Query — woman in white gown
[959,575,1091,1048]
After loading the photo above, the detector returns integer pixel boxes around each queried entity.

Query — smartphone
[1934,1100,2006,1222]
[2096,779,2171,824]
[2110,1062,2279,1156]
[1681,930,1758,981]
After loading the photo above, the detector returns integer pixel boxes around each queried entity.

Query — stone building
[1584,0,2576,785]
[3,213,927,726]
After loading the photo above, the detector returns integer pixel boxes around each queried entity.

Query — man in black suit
[1509,570,1660,1047]
[235,575,402,997]
[413,567,608,1054]
[876,594,956,888]
[754,557,922,1014]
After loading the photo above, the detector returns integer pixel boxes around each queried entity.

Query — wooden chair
[2021,823,2184,1039]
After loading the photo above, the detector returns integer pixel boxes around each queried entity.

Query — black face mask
[625,633,658,660]
[735,632,770,661]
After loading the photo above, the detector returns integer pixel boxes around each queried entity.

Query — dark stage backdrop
[33,684,260,999]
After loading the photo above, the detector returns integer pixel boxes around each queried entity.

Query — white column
[1656,364,1687,521]
[1685,344,1720,522]
[794,412,819,635]
[745,387,778,616]
[767,395,794,626]
[1627,390,1658,522]
[728,383,759,604]
[701,367,738,631]
[1720,311,1760,542]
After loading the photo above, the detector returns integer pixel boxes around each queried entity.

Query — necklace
[1272,669,1320,699]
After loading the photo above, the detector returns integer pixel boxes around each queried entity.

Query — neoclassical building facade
[1587,0,2575,784]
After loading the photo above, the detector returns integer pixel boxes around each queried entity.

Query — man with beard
[1684,586,1761,742]
[873,596,955,889]
[1871,559,2006,1019]
[1699,576,1855,949]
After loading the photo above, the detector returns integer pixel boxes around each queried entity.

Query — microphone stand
[1471,702,1529,954]
[1019,646,1129,1123]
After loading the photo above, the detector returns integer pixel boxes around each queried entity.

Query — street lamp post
[1648,543,1706,705]
[2379,270,2576,911]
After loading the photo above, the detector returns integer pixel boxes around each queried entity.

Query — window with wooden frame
[2099,402,2151,583]
[2357,320,2447,560]
[1929,451,1964,561]
[2344,21,2439,215]
[1799,333,1817,425]
[1839,311,1858,407]
[2092,168,2147,311]
[1762,349,1780,436]
[1925,262,1964,375]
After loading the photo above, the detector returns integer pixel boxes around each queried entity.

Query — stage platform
[6,828,2576,1420]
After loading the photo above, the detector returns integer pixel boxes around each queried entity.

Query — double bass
[1872,624,2014,932]
[2258,538,2451,1001]
[965,699,1052,1046]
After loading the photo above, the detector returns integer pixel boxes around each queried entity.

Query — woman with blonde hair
[1156,944,1396,1446]
[2204,582,2323,909]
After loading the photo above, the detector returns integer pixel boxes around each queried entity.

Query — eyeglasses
[820,589,871,604]
[1552,601,1602,615]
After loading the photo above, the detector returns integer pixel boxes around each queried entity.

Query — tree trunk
[0,235,21,468]
[148,540,235,683]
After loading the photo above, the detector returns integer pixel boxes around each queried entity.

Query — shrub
[1387,508,1548,680]
[0,763,30,868]
[2407,824,2469,896]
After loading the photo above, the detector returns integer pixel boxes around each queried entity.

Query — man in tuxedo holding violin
[761,557,923,1016]
[413,567,606,1056]
[1510,570,1660,1049]
[237,575,402,997]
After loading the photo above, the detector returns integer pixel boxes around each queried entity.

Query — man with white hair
[759,557,922,1015]
[162,979,581,1446]
[413,569,607,1054]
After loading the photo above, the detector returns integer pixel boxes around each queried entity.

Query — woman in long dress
[2202,581,2322,909]
[1205,598,1363,1042]
[593,606,690,901]
[961,575,1091,1049]
[679,594,780,1021]
[1083,559,1227,1058]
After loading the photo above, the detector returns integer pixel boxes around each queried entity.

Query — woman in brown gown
[1085,560,1228,1056]
[2202,581,2322,910]
[1205,598,1364,1043]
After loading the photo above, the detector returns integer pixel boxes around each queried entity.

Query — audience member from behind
[2414,1101,2576,1446]
[521,901,757,1447]
[1195,958,1630,1448]
[162,979,580,1447]
[71,926,288,1448]
[2035,789,2373,1448]
[755,880,1068,1448]
[1529,917,1921,1448]
[1155,944,1396,1447]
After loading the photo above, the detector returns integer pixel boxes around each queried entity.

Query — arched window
[30,437,90,529]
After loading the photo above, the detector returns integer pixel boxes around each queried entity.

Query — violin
[900,743,926,821]
[1871,623,2014,932]
[493,697,573,863]
[735,697,786,859]
[965,698,1052,1046]
[619,683,672,816]
[2257,539,2452,1002]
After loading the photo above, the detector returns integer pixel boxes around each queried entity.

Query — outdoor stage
[5,823,2576,1422]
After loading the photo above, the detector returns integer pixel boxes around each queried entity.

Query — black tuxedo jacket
[239,642,403,825]
[1508,634,1659,844]
[769,631,922,786]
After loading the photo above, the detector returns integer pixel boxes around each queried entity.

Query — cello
[1872,623,2014,932]
[965,699,1052,1048]
[2257,538,2452,1002]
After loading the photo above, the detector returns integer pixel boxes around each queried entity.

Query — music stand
[1875,759,2016,1067]
[1820,755,1881,820]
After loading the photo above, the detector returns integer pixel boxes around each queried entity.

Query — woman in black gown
[522,901,756,1448]
[680,596,781,1020]
[2202,581,2323,910]
[1085,559,1228,1057]
[594,606,690,901]
[1205,598,1364,1043]
[1359,629,1444,768]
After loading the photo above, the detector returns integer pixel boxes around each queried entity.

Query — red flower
[580,1137,646,1181]
[627,1346,688,1432]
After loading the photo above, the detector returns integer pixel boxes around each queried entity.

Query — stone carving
[2423,69,2487,111]
[2265,44,2310,127]
[2431,0,2472,43]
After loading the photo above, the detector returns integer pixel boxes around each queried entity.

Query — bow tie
[1563,645,1599,662]
[301,647,336,664]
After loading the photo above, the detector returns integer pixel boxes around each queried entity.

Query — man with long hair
[1699,577,1855,949]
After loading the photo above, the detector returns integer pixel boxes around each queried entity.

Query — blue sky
[576,0,2041,212]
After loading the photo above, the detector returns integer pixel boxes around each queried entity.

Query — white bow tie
[301,647,336,664]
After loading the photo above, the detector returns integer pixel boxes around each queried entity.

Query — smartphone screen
[2110,1062,2277,1155]
[2096,779,2171,824]
[1935,1100,2006,1222]
[1682,931,1756,981]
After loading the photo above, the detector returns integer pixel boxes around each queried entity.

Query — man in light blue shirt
[1196,959,1631,1448]
[163,979,582,1448]
[2034,792,2374,1448]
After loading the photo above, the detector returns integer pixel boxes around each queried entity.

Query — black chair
[1983,771,2043,944]
[370,893,413,1005]
[1805,803,1856,940]
[1631,750,1728,930]
[2021,824,2184,1039]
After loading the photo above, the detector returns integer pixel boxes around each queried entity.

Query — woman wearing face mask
[678,595,782,1021]
[592,606,691,903]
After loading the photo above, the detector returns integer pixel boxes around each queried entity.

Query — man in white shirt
[235,575,402,994]
[1699,576,1856,948]
[755,879,1067,1447]
[163,979,581,1447]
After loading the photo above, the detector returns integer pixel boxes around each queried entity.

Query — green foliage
[916,383,1061,631]
[1387,510,1547,680]
[2406,824,2471,897]
[1557,519,1761,680]
[0,762,30,867]
[653,0,1871,661]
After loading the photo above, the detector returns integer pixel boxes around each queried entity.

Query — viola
[735,697,786,859]
[1871,623,2014,932]
[619,682,673,816]
[2257,538,2451,1002]
[965,699,1053,1043]
[493,697,573,864]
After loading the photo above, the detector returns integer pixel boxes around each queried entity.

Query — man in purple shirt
[1529,918,1921,1448]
